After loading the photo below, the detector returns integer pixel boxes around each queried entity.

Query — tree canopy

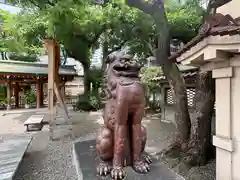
[0,9,42,61]
[9,1,140,64]
[6,0,204,92]
[8,0,204,62]
[166,0,204,43]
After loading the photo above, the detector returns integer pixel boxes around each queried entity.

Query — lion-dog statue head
[105,51,142,100]
[106,51,142,78]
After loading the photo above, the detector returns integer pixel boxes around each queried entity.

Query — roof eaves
[169,13,240,61]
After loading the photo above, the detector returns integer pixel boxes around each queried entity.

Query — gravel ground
[14,131,77,180]
[186,160,216,180]
[0,109,215,180]
[13,110,102,180]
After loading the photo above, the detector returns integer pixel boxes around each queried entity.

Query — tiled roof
[169,14,240,61]
[0,60,77,76]
[151,65,198,81]
[151,70,197,81]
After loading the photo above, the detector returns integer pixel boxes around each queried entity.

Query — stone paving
[0,109,215,180]
[0,134,32,180]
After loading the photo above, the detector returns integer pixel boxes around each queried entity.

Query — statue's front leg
[96,126,113,176]
[132,105,150,174]
[111,101,128,180]
[141,126,152,165]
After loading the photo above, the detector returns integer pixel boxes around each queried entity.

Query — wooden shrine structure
[151,65,198,126]
[0,60,76,109]
[169,0,240,179]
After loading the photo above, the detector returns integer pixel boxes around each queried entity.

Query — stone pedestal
[73,137,184,180]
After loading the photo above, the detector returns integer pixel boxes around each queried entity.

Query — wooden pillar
[6,77,12,110]
[14,83,19,108]
[61,83,66,102]
[45,39,60,139]
[45,39,72,140]
[40,82,44,107]
[36,77,43,108]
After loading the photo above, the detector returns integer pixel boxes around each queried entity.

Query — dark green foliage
[0,85,6,100]
[166,0,205,43]
[24,88,36,104]
[75,92,102,111]
[89,67,104,92]
[8,53,39,62]
[140,66,162,111]
[0,85,7,108]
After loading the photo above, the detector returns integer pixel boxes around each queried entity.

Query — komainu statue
[96,51,152,179]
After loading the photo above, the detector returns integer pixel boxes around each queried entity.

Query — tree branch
[89,25,107,45]
[65,49,77,60]
[145,38,156,56]
[28,0,41,9]
[73,34,91,45]
[125,0,153,15]
[108,39,127,54]
[27,0,55,9]
[66,48,90,67]
[46,0,55,6]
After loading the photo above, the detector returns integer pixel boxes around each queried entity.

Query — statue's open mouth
[113,64,140,77]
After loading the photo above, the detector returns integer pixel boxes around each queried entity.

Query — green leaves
[7,0,204,66]
[166,0,204,43]
[123,0,204,59]
[0,9,43,59]
[140,66,162,92]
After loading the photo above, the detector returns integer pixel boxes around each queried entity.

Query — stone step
[0,135,32,180]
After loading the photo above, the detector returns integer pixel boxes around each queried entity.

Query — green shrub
[9,53,39,62]
[75,92,102,111]
[0,98,7,108]
[24,88,36,104]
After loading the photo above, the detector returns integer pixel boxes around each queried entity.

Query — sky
[0,2,21,14]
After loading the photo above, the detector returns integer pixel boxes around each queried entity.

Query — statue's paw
[97,162,112,176]
[142,154,152,164]
[111,166,126,180]
[133,161,150,174]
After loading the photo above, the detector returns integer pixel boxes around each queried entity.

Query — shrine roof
[151,64,198,81]
[0,60,77,76]
[169,25,240,61]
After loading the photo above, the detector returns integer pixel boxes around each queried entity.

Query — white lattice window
[165,88,196,107]
[166,89,175,105]
[186,88,196,107]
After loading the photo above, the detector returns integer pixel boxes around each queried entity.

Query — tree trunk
[125,0,191,150]
[162,63,191,148]
[65,44,91,94]
[4,52,8,60]
[92,80,99,93]
[184,71,215,166]
[101,40,108,71]
[155,18,191,149]
[1,52,4,60]
[83,64,91,94]
[124,0,216,167]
